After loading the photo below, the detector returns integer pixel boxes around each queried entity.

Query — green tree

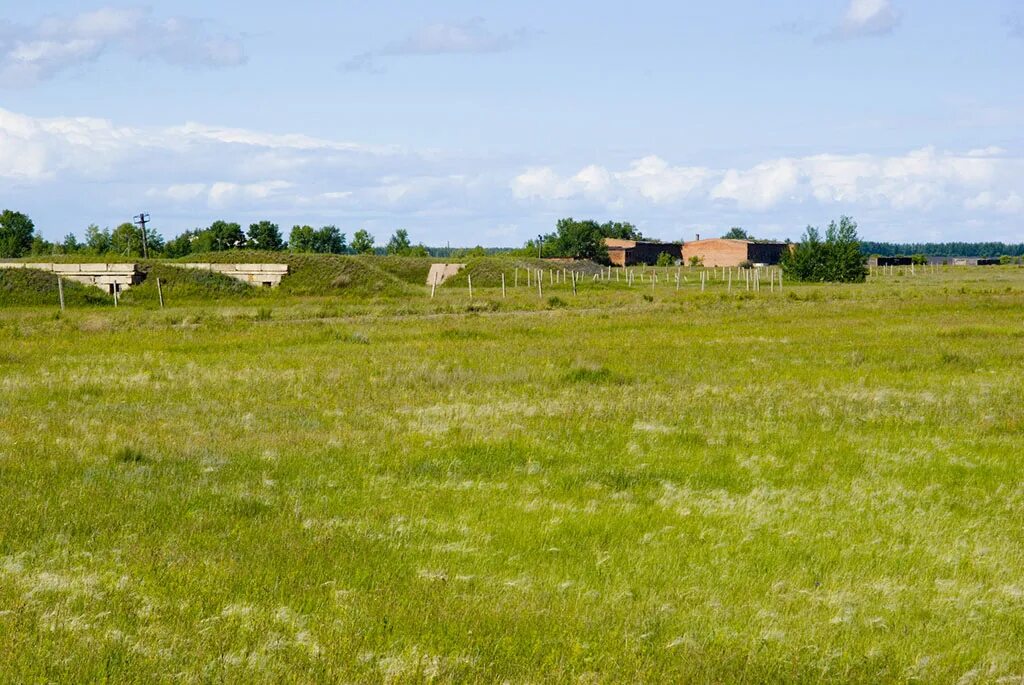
[0,210,35,258]
[289,225,315,252]
[84,224,111,254]
[782,216,867,283]
[30,235,55,256]
[247,221,284,251]
[110,222,142,256]
[600,221,642,240]
[207,220,245,251]
[62,233,81,253]
[164,231,197,258]
[351,229,375,254]
[312,226,346,254]
[385,229,412,255]
[545,218,610,262]
[723,227,750,239]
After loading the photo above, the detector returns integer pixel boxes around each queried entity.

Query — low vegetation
[1,265,1023,681]
[0,268,110,306]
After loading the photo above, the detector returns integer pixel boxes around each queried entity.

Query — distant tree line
[861,241,1024,258]
[0,209,431,259]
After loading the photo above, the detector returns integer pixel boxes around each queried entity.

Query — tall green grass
[2,266,1024,681]
[0,268,110,306]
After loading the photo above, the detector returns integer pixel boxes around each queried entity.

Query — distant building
[869,256,914,267]
[604,239,683,267]
[951,257,1000,266]
[682,239,790,267]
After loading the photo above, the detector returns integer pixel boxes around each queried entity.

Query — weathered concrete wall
[426,263,465,285]
[0,263,139,293]
[178,263,289,287]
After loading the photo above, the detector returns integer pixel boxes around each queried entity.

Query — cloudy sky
[1,0,1021,245]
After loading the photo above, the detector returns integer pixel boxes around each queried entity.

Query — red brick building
[682,239,789,267]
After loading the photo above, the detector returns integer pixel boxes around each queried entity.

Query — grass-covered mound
[179,251,435,297]
[0,268,110,306]
[280,255,420,297]
[119,264,256,305]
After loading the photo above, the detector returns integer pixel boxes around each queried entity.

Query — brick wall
[682,239,748,267]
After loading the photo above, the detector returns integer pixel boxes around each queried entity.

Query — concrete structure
[0,262,140,293]
[426,263,465,285]
[179,263,288,287]
[604,239,683,266]
[682,239,789,267]
[950,257,1000,266]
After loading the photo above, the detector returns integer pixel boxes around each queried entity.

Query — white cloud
[4,104,1022,245]
[343,18,531,72]
[146,181,294,208]
[616,156,711,203]
[965,191,1024,214]
[512,147,1024,214]
[831,0,901,39]
[0,7,246,86]
[712,159,802,209]
[0,105,491,234]
[513,156,712,204]
[0,106,400,184]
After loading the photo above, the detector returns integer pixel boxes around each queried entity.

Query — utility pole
[537,234,543,259]
[134,212,151,258]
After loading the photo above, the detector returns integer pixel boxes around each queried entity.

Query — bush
[781,216,867,283]
[655,252,674,267]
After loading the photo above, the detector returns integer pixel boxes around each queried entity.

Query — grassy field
[1,263,1024,682]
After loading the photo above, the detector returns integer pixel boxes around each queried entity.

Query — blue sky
[1,0,1022,245]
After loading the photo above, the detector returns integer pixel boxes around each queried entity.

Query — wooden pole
[537,270,542,298]
[431,272,437,298]
[468,274,473,299]
[57,276,65,311]
[501,273,506,298]
[572,270,577,296]
[156,277,165,308]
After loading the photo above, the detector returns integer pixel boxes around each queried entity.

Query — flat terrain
[2,265,1023,682]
